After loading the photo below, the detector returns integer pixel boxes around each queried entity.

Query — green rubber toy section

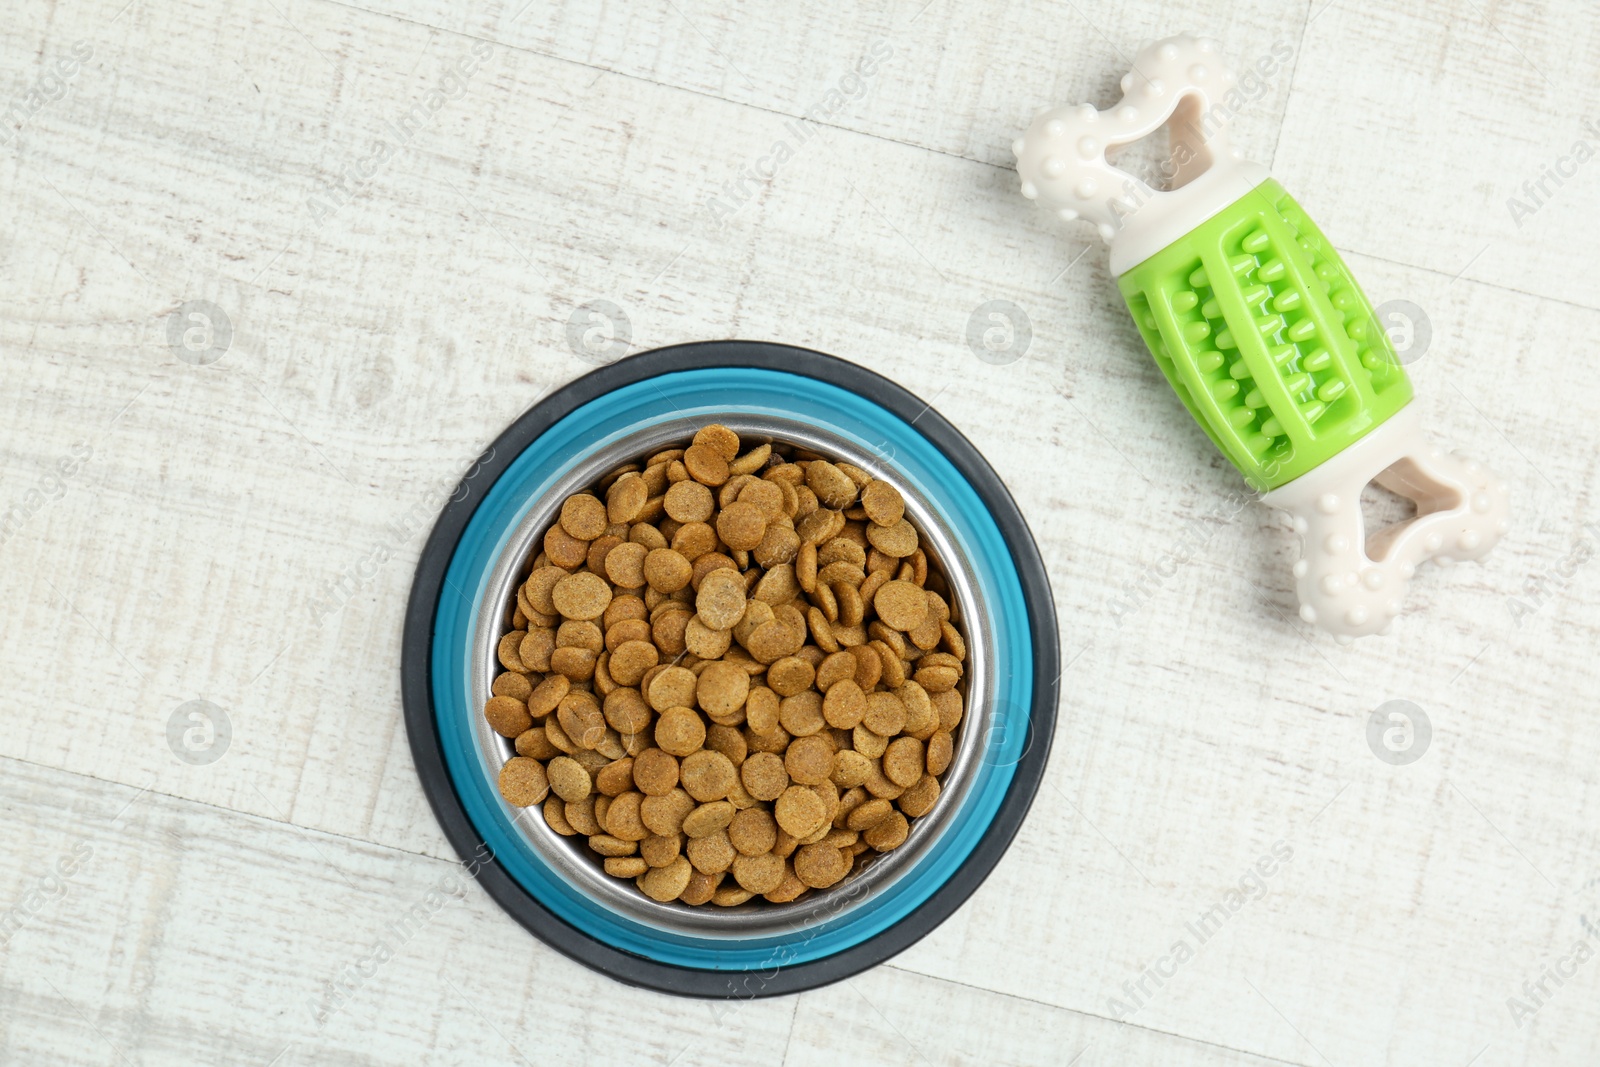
[1118,180,1412,491]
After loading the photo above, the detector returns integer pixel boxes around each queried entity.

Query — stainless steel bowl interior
[470,414,993,939]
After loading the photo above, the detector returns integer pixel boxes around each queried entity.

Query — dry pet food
[488,424,969,907]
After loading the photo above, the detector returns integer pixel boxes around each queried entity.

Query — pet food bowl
[402,341,1059,997]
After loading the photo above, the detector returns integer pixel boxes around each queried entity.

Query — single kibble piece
[695,569,747,630]
[728,807,778,856]
[632,748,680,796]
[655,707,707,757]
[484,696,533,738]
[774,785,827,838]
[546,756,591,803]
[741,751,789,802]
[731,851,786,894]
[874,580,929,631]
[641,856,694,901]
[498,757,549,806]
[859,480,905,527]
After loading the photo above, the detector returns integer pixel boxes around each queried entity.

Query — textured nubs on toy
[1117,179,1412,492]
[1011,33,1509,640]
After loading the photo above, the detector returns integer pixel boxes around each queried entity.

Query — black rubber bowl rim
[401,340,1060,998]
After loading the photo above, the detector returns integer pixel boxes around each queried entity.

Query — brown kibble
[556,692,607,750]
[712,499,766,552]
[680,749,737,802]
[926,729,954,775]
[685,615,733,659]
[897,775,941,818]
[846,797,893,832]
[641,789,696,836]
[651,608,692,657]
[655,707,707,758]
[874,580,929,631]
[745,686,781,734]
[546,756,591,802]
[497,631,528,673]
[680,868,724,904]
[914,662,962,693]
[731,851,785,894]
[774,785,827,837]
[498,757,549,806]
[696,660,750,720]
[514,727,559,760]
[746,621,799,664]
[730,444,770,476]
[643,548,693,593]
[604,541,649,588]
[632,748,680,796]
[603,687,652,734]
[784,735,834,785]
[686,830,736,874]
[664,479,715,524]
[683,442,731,487]
[693,424,741,462]
[560,494,609,541]
[796,539,819,592]
[933,689,964,732]
[764,863,808,903]
[544,524,589,569]
[865,518,919,558]
[778,690,826,737]
[607,473,649,524]
[831,749,873,789]
[605,856,649,878]
[898,681,937,738]
[595,758,636,797]
[805,461,857,508]
[605,792,649,840]
[543,795,575,835]
[549,646,597,681]
[793,843,851,889]
[646,665,698,712]
[728,807,778,856]
[863,810,910,851]
[640,832,683,867]
[485,696,533,738]
[589,834,636,858]
[492,671,533,702]
[551,571,612,621]
[767,656,815,697]
[526,675,568,719]
[525,567,567,616]
[883,736,925,788]
[682,800,736,838]
[863,691,907,736]
[564,796,602,836]
[860,480,905,527]
[740,751,789,801]
[852,723,889,759]
[607,639,660,687]
[695,568,747,630]
[712,885,756,907]
[641,856,694,901]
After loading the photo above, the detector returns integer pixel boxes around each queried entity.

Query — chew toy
[1012,34,1509,640]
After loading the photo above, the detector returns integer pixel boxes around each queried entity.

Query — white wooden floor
[3,0,1598,1063]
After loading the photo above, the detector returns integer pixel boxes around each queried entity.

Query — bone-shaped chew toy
[1012,34,1509,641]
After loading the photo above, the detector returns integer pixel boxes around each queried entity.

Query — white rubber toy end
[1261,406,1511,641]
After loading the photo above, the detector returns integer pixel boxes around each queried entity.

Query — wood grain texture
[1,0,1598,1063]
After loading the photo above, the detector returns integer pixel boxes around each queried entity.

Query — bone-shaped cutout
[1262,406,1511,641]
